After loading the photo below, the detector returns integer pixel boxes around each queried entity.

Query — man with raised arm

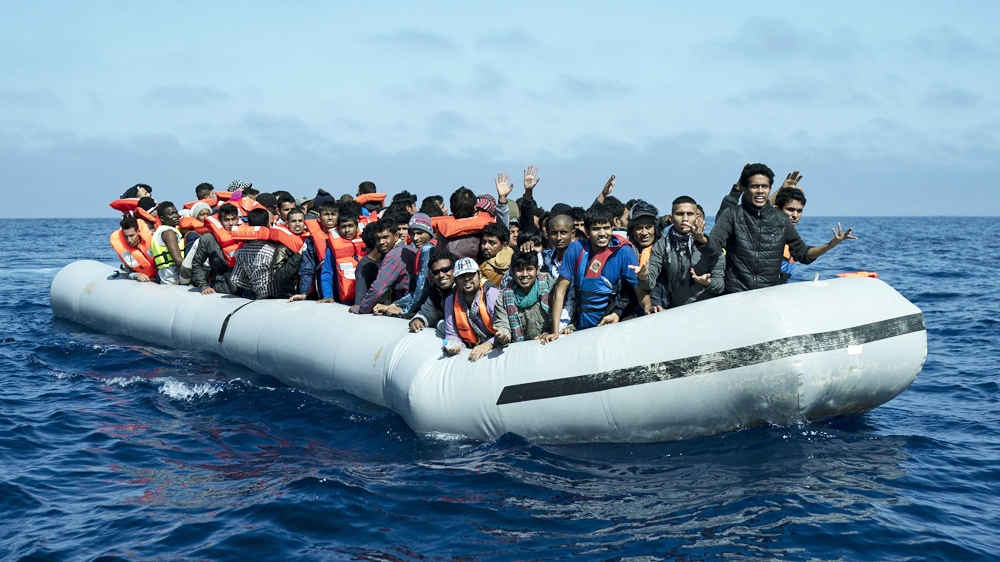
[703,163,856,293]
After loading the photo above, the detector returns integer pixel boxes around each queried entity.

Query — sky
[1,1,999,217]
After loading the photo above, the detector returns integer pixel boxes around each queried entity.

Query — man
[276,193,297,224]
[272,207,306,299]
[443,257,501,362]
[638,196,725,311]
[193,203,242,295]
[434,186,493,260]
[494,250,561,344]
[774,187,807,283]
[420,195,447,217]
[230,209,280,299]
[352,220,397,305]
[256,192,279,222]
[150,201,185,285]
[110,214,155,282]
[409,249,457,333]
[479,222,513,287]
[356,181,386,215]
[370,213,436,318]
[541,214,577,331]
[120,183,152,199]
[298,200,340,299]
[392,190,419,216]
[548,204,639,341]
[319,203,365,304]
[704,163,856,293]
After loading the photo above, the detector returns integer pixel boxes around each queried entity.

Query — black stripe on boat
[218,301,256,343]
[496,313,925,406]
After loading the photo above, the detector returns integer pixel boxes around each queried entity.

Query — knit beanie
[407,213,434,236]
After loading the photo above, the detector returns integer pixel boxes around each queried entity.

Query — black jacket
[703,195,814,293]
[191,233,237,295]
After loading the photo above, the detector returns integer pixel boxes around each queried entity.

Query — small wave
[158,378,222,401]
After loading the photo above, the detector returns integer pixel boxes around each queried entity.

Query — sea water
[1,217,998,560]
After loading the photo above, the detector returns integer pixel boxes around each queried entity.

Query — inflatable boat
[50,260,926,444]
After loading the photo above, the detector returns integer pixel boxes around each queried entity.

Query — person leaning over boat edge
[702,163,856,293]
[111,214,156,282]
[150,201,185,285]
[409,249,457,334]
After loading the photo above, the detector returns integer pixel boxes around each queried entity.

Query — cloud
[427,110,472,141]
[143,86,230,107]
[925,88,983,109]
[475,28,539,50]
[711,18,861,63]
[0,89,62,107]
[470,64,508,95]
[376,29,458,53]
[909,27,988,61]
[556,74,632,100]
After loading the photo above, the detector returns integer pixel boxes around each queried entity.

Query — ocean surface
[1,216,998,561]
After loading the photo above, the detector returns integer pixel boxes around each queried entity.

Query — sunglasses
[429,265,453,276]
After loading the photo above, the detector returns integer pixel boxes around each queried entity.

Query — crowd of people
[110,163,856,361]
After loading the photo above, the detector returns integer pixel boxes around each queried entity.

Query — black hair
[583,204,615,231]
[516,226,544,249]
[384,203,412,223]
[696,204,705,216]
[775,187,807,209]
[604,196,626,223]
[429,248,458,267]
[195,183,214,199]
[285,206,305,220]
[361,223,378,250]
[317,200,340,214]
[450,187,477,219]
[158,201,177,214]
[218,203,239,219]
[672,195,697,208]
[738,163,775,188]
[358,181,377,195]
[242,187,260,198]
[119,214,139,231]
[338,200,362,221]
[120,183,152,199]
[482,221,510,245]
[419,199,444,217]
[276,193,296,207]
[422,194,443,208]
[569,206,586,222]
[391,190,417,207]
[371,218,397,235]
[339,194,354,203]
[247,208,270,226]
[510,250,540,272]
[137,196,156,211]
[256,192,278,208]
[337,213,358,226]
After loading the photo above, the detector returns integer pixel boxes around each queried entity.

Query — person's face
[508,224,520,247]
[696,208,705,221]
[409,229,432,248]
[195,208,211,221]
[513,264,539,291]
[278,201,296,221]
[221,213,240,230]
[671,203,698,233]
[286,213,305,234]
[123,228,140,248]
[573,218,585,232]
[429,259,455,290]
[480,235,504,260]
[159,206,180,226]
[397,223,409,241]
[136,187,150,198]
[745,174,772,208]
[437,200,448,214]
[457,271,480,295]
[406,203,418,215]
[630,223,656,249]
[588,221,613,249]
[338,220,358,240]
[779,200,805,226]
[376,229,398,255]
[548,219,574,251]
[320,209,338,231]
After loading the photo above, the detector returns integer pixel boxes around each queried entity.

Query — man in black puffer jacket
[702,163,855,293]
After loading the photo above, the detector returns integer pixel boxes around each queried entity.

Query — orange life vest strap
[355,193,387,206]
[304,219,330,261]
[268,224,305,253]
[110,228,157,278]
[454,289,495,346]
[183,196,219,210]
[178,216,209,235]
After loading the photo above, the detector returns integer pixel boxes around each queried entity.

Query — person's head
[738,163,775,208]
[119,215,141,248]
[337,213,359,240]
[569,206,587,235]
[509,250,541,291]
[357,181,377,196]
[247,208,270,227]
[584,204,615,250]
[190,202,213,221]
[361,222,378,252]
[257,192,278,213]
[228,180,251,192]
[452,257,481,297]
[627,200,660,250]
[137,196,157,215]
[371,219,400,255]
[339,200,362,222]
[547,214,574,251]
[158,202,180,226]
[242,187,260,201]
[480,222,509,260]
[218,203,240,229]
[774,187,807,226]
[407,213,434,248]
[450,187,477,219]
[670,196,699,234]
[696,205,705,221]
[392,190,418,215]
[285,207,306,235]
[421,195,446,216]
[134,183,152,198]
[508,220,520,247]
[517,225,545,253]
[603,196,628,228]
[428,248,458,291]
[381,209,410,242]
[276,193,297,221]
[195,182,214,200]
[317,201,339,231]
[475,194,497,217]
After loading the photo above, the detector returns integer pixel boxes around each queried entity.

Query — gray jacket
[641,231,725,308]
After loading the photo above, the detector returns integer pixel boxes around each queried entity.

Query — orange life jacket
[110,198,139,213]
[432,212,494,238]
[239,197,264,214]
[110,227,157,279]
[782,244,795,265]
[204,215,244,268]
[133,207,161,230]
[183,196,219,209]
[355,193,387,206]
[267,224,305,253]
[178,216,209,235]
[454,289,496,346]
[304,219,331,262]
[835,271,878,278]
[329,236,366,303]
[215,191,234,201]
